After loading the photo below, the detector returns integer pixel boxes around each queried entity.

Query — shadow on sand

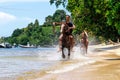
[105,58,120,61]
[94,44,120,52]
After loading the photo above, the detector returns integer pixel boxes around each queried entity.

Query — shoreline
[16,44,120,80]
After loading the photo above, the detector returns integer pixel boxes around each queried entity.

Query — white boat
[19,42,37,48]
[19,45,37,48]
[0,43,12,48]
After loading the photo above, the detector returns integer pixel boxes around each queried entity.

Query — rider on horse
[58,15,75,52]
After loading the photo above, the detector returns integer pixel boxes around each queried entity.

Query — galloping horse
[80,30,89,54]
[61,23,74,59]
[52,22,74,58]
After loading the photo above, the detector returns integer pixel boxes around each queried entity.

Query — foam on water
[37,47,91,61]
[37,48,61,61]
[47,60,96,73]
[46,47,97,74]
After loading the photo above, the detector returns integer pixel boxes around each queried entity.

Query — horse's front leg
[85,41,88,54]
[68,47,70,59]
[62,47,65,58]
[85,46,87,54]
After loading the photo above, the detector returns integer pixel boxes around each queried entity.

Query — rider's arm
[60,24,64,33]
[69,24,75,30]
[53,22,62,26]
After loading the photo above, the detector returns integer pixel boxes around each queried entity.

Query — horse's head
[62,23,70,35]
[81,31,88,39]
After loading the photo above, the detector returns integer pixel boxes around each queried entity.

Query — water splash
[47,60,96,73]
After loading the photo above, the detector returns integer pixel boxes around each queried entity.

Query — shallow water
[0,47,96,79]
[16,45,120,80]
[0,48,58,78]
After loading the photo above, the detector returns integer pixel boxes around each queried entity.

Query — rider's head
[66,15,70,22]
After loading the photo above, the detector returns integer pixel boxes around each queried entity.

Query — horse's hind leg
[85,41,89,54]
[62,48,65,58]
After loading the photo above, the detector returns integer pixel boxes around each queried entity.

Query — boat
[19,45,37,48]
[19,42,37,48]
[0,43,12,48]
[0,45,4,48]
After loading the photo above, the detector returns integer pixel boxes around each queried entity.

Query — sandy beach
[17,44,120,80]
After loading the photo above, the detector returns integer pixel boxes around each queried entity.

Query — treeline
[43,9,66,26]
[50,0,120,42]
[4,9,66,46]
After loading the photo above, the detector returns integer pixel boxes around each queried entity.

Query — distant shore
[16,43,120,80]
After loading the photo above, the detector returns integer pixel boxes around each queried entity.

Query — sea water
[0,46,96,79]
[0,48,57,78]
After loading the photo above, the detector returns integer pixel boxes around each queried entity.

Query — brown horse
[80,30,89,54]
[61,24,74,59]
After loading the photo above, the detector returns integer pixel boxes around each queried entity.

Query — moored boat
[19,45,37,48]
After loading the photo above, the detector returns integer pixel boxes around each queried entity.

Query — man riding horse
[58,15,75,52]
[53,15,75,58]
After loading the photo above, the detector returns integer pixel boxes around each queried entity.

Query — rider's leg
[69,35,74,51]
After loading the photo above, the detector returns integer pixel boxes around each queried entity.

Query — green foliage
[50,0,67,7]
[106,0,120,35]
[5,19,60,46]
[18,34,29,45]
[12,28,23,37]
[0,37,5,43]
[43,9,66,26]
[53,9,66,22]
[50,0,120,42]
[44,15,53,26]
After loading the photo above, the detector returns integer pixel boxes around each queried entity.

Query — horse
[80,30,89,54]
[61,23,74,59]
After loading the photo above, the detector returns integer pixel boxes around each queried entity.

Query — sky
[0,0,69,37]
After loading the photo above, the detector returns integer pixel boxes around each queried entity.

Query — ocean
[0,47,96,80]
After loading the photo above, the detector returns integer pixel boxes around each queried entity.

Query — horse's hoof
[62,55,65,58]
[68,56,70,59]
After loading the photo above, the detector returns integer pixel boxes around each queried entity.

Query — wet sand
[17,44,120,80]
